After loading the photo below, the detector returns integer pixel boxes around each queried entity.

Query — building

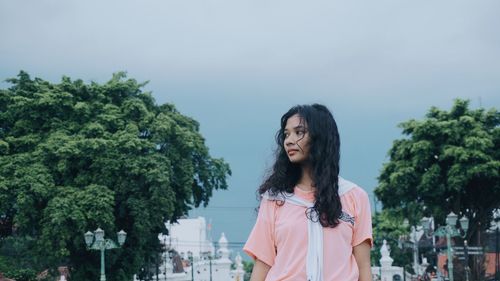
[134,217,245,281]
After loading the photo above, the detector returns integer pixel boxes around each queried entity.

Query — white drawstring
[306,207,323,281]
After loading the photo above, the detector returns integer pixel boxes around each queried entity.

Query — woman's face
[283,114,310,164]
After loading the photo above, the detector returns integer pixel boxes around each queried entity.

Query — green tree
[375,99,499,279]
[0,71,231,280]
[371,210,413,272]
[375,99,499,236]
[242,260,253,281]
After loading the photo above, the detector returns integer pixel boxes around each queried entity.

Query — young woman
[244,104,372,281]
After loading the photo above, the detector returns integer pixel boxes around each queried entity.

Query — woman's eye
[297,130,304,137]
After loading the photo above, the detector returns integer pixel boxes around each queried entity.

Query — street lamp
[496,222,500,281]
[403,219,422,277]
[420,216,437,253]
[208,255,213,281]
[496,222,499,281]
[163,250,173,280]
[459,217,471,281]
[423,212,468,281]
[187,251,194,281]
[84,227,127,281]
[489,211,500,281]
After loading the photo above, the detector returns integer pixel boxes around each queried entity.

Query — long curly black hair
[259,104,342,228]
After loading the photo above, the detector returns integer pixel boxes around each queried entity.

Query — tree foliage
[0,71,231,280]
[375,99,499,240]
[371,210,413,271]
[242,260,254,281]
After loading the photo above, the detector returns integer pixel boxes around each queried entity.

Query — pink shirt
[244,183,372,281]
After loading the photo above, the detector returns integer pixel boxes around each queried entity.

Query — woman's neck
[297,165,314,192]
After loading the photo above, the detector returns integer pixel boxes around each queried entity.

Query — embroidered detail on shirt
[339,211,355,226]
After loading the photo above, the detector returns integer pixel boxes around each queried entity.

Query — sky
[1,0,499,259]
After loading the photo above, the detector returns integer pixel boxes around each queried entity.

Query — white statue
[380,240,394,267]
[381,240,390,257]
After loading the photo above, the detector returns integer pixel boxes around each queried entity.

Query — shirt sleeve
[243,199,277,267]
[352,187,373,247]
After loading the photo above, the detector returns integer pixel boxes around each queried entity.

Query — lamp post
[420,216,437,254]
[84,228,127,281]
[496,223,499,281]
[163,237,167,280]
[422,212,468,281]
[403,219,422,276]
[411,225,420,277]
[163,250,173,280]
[463,240,470,281]
[496,224,499,281]
[209,254,213,281]
[187,251,194,281]
[490,212,500,281]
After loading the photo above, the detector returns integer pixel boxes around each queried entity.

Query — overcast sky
[1,0,499,256]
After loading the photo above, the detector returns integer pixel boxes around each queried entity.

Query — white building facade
[134,217,245,281]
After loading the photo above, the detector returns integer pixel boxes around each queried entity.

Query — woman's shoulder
[339,177,370,202]
[339,181,371,219]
